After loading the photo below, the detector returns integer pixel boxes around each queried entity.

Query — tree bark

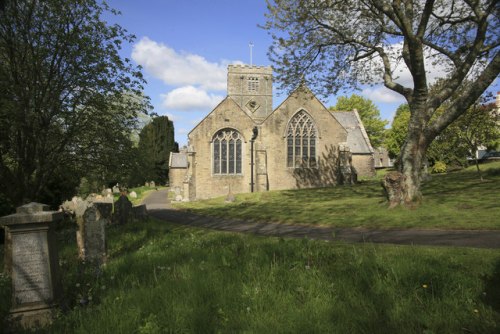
[384,98,430,207]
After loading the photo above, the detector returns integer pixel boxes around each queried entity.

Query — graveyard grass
[174,161,500,230]
[1,219,499,333]
[0,162,499,332]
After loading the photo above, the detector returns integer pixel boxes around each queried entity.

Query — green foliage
[332,94,388,148]
[387,102,499,168]
[19,219,500,333]
[0,0,151,207]
[133,116,177,185]
[385,104,411,159]
[176,161,500,230]
[431,161,447,174]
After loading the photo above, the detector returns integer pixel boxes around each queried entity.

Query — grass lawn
[173,161,500,230]
[1,219,499,333]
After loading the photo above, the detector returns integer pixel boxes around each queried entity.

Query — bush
[431,161,447,174]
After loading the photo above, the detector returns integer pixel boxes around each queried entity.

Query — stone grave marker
[129,191,137,199]
[76,201,111,263]
[150,181,156,188]
[0,202,63,330]
[114,192,132,225]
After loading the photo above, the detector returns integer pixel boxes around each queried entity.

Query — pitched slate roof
[169,152,188,168]
[331,110,374,154]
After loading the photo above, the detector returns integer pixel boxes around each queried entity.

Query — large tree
[331,94,388,148]
[263,0,500,206]
[135,116,177,185]
[0,0,151,208]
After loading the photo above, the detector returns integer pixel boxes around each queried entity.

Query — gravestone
[0,203,62,330]
[76,201,111,263]
[114,193,132,225]
[132,204,148,221]
[112,185,120,194]
[150,181,156,188]
[129,191,137,199]
[145,182,150,187]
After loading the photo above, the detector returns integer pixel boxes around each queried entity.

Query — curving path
[142,189,500,249]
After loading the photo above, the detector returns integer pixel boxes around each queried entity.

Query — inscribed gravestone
[0,202,62,330]
[74,200,111,263]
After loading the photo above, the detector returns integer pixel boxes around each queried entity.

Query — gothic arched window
[286,110,317,168]
[213,129,243,174]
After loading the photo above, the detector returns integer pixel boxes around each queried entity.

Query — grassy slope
[3,219,496,334]
[174,161,500,230]
[1,165,499,333]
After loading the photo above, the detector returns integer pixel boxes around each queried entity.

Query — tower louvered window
[286,110,317,168]
[213,129,242,174]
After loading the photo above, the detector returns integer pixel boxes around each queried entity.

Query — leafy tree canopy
[0,0,151,208]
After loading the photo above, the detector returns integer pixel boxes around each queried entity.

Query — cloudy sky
[104,0,498,146]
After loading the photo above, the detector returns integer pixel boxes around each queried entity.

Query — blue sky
[104,0,498,146]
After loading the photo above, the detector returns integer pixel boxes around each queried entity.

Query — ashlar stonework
[170,65,375,200]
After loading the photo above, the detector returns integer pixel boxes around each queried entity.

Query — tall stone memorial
[0,202,62,330]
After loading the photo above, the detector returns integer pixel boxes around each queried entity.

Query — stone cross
[0,202,62,330]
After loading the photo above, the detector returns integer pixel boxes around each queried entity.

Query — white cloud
[362,86,406,104]
[132,37,239,91]
[161,86,224,111]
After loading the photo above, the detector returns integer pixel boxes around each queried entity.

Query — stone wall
[189,97,257,199]
[352,154,376,177]
[169,168,186,190]
[188,86,358,199]
[227,65,273,122]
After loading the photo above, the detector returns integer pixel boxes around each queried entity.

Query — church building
[169,65,375,201]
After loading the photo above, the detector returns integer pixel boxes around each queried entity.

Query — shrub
[431,161,447,174]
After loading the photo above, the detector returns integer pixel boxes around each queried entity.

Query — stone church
[169,65,375,201]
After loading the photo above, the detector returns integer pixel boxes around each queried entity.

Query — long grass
[1,218,498,333]
[174,161,500,230]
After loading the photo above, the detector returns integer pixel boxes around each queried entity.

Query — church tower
[227,65,273,123]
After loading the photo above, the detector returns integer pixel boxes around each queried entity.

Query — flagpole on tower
[249,42,254,66]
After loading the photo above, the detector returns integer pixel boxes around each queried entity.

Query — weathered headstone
[114,193,132,225]
[112,185,120,194]
[150,181,156,188]
[145,182,150,187]
[76,201,111,263]
[0,203,62,330]
[129,191,137,199]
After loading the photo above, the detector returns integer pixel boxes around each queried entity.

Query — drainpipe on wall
[250,126,258,192]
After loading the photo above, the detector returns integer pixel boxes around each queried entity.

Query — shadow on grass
[107,222,172,259]
[482,259,500,313]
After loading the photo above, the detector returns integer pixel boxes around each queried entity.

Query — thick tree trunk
[383,100,430,207]
[382,138,426,208]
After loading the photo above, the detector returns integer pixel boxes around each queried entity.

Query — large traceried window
[213,129,242,175]
[286,110,317,168]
